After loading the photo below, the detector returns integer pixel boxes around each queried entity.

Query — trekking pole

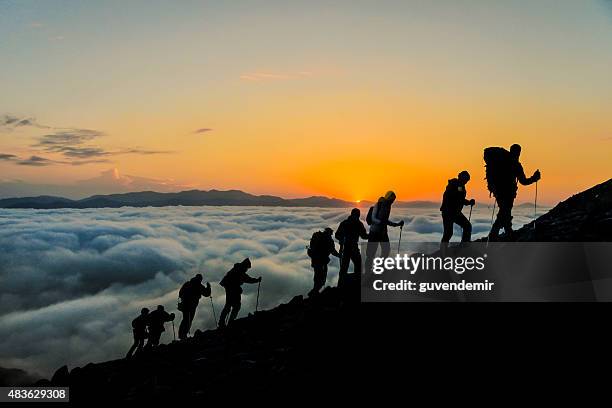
[468,204,473,222]
[534,181,538,235]
[397,225,403,255]
[209,296,217,328]
[486,199,497,248]
[256,280,261,313]
[172,321,176,341]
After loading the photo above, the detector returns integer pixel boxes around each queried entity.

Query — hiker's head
[241,258,251,269]
[194,273,203,283]
[510,144,522,159]
[458,171,471,184]
[157,305,164,312]
[324,227,333,236]
[384,191,396,203]
[350,208,361,219]
[141,307,149,315]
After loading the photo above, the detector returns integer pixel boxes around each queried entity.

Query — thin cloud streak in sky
[240,71,314,82]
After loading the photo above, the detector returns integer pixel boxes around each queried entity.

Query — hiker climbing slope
[307,227,340,297]
[178,273,211,340]
[145,305,175,349]
[484,144,541,240]
[126,308,149,358]
[218,258,261,328]
[335,208,369,288]
[440,170,476,248]
[365,191,404,273]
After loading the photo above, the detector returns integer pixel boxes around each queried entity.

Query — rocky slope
[37,288,358,401]
[483,178,612,241]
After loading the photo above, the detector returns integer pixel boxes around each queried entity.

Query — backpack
[366,206,374,225]
[220,267,239,288]
[307,231,326,258]
[484,147,513,196]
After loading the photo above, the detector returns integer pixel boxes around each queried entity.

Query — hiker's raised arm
[517,162,538,185]
[243,274,259,284]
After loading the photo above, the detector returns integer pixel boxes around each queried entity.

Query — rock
[51,365,69,386]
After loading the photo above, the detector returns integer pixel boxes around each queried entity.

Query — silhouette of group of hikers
[127,143,540,356]
[305,143,541,296]
[126,260,261,358]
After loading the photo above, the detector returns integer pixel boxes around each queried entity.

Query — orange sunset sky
[1,1,611,205]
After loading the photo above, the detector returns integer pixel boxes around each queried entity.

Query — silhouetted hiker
[218,258,261,328]
[484,144,541,240]
[126,308,149,358]
[335,208,369,288]
[178,273,212,340]
[365,191,404,272]
[440,171,476,249]
[145,305,175,349]
[307,227,340,297]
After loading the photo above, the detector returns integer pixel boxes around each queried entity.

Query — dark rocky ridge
[38,288,357,402]
[479,178,612,242]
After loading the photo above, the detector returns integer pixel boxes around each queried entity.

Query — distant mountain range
[0,189,440,209]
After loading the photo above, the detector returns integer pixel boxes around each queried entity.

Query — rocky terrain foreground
[38,288,358,401]
[35,179,612,400]
[477,178,612,242]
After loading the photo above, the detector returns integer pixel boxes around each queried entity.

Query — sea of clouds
[0,204,540,378]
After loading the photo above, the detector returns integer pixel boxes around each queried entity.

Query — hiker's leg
[338,250,351,287]
[315,264,328,293]
[456,213,472,242]
[228,299,241,324]
[380,232,391,258]
[187,306,196,332]
[351,248,362,276]
[135,337,145,355]
[501,196,515,234]
[151,332,161,347]
[441,213,454,243]
[309,263,325,296]
[126,333,139,358]
[490,196,505,240]
[178,310,189,339]
[496,195,514,236]
[218,298,231,328]
[364,238,379,274]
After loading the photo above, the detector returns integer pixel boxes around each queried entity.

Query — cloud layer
[0,205,538,377]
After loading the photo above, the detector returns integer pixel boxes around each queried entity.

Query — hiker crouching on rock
[335,208,369,288]
[126,307,149,358]
[218,258,261,328]
[307,227,340,297]
[145,305,175,349]
[440,170,475,250]
[178,273,211,340]
[485,144,541,240]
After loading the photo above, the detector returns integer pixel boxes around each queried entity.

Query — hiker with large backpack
[364,191,404,274]
[218,258,261,328]
[484,144,541,240]
[177,273,211,340]
[126,307,150,358]
[307,227,340,297]
[335,208,369,288]
[440,171,476,249]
